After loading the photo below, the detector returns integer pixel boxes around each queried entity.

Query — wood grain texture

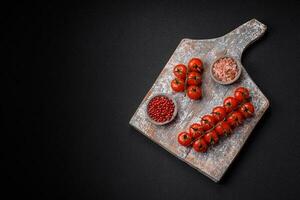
[129,19,269,182]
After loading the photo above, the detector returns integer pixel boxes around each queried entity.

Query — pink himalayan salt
[212,57,239,82]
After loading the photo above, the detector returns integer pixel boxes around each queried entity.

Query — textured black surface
[3,0,300,199]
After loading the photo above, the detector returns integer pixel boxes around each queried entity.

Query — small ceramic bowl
[210,56,242,85]
[146,93,178,125]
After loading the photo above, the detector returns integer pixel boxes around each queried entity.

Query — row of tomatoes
[177,87,255,152]
[171,58,204,100]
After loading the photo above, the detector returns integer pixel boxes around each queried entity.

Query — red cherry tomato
[203,130,219,145]
[187,85,202,100]
[226,111,244,128]
[188,58,203,73]
[171,78,185,92]
[215,121,232,137]
[239,102,255,118]
[223,96,239,113]
[201,115,217,131]
[234,111,244,124]
[189,123,204,139]
[193,138,208,152]
[234,87,250,103]
[234,91,245,103]
[177,132,193,146]
[212,106,227,122]
[187,71,202,85]
[173,64,187,79]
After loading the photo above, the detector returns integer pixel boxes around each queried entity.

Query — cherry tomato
[226,111,244,128]
[193,138,208,152]
[234,87,250,103]
[188,58,203,73]
[212,106,227,122]
[203,130,219,145]
[177,132,193,146]
[239,102,255,118]
[201,115,216,131]
[189,123,204,139]
[187,71,202,85]
[223,96,239,113]
[215,121,232,137]
[234,111,244,124]
[171,78,185,92]
[187,85,202,100]
[173,64,187,79]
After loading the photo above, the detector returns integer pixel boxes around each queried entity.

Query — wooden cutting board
[129,19,269,182]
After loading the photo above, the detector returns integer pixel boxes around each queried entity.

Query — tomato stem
[184,68,189,96]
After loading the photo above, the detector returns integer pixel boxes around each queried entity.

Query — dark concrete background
[3,0,300,199]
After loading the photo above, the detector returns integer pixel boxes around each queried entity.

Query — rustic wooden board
[129,19,269,182]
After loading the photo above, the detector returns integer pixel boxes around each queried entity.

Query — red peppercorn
[147,95,175,123]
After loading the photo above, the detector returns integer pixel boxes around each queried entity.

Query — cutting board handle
[223,19,267,59]
[204,19,267,62]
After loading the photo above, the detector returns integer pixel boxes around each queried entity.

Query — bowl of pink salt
[210,56,242,85]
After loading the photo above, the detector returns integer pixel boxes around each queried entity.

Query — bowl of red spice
[146,93,177,125]
[210,56,242,85]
